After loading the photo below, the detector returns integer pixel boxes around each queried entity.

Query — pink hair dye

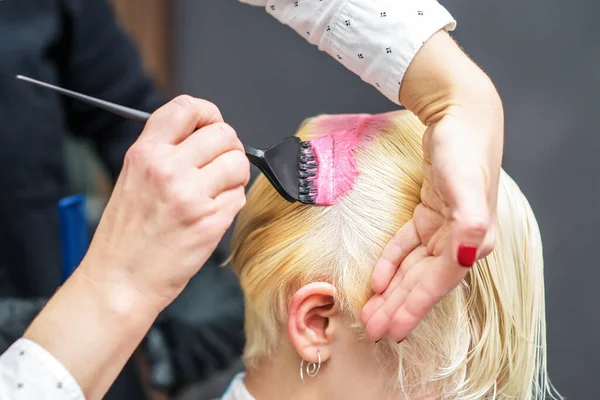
[307,112,397,206]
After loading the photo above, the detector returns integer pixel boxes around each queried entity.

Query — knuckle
[172,95,201,123]
[387,237,404,257]
[172,94,196,108]
[480,232,496,257]
[421,131,432,158]
[219,152,237,178]
[461,216,492,237]
[227,151,250,182]
[242,164,251,185]
[480,243,495,258]
[213,122,238,144]
[200,214,228,237]
[196,199,219,217]
[234,188,247,210]
[195,99,223,123]
[389,230,404,247]
[172,192,197,220]
[124,142,154,167]
[203,99,222,115]
[214,123,244,153]
[147,159,177,186]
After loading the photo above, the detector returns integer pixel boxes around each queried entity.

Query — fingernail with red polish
[458,245,477,268]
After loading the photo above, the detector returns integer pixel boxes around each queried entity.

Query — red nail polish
[457,245,477,268]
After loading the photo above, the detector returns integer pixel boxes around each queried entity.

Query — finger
[421,129,432,162]
[195,186,246,251]
[363,246,428,338]
[363,265,405,331]
[143,96,224,144]
[420,176,446,215]
[424,222,451,257]
[363,256,428,342]
[398,246,429,278]
[371,219,420,294]
[198,150,251,198]
[440,162,492,267]
[214,185,247,222]
[412,203,445,245]
[360,295,385,326]
[478,224,496,259]
[177,122,244,168]
[387,250,468,342]
[363,283,409,342]
[362,245,424,326]
[362,266,405,327]
[381,247,419,299]
[452,217,490,267]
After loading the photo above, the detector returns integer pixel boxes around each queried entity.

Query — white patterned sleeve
[239,0,456,104]
[0,339,85,400]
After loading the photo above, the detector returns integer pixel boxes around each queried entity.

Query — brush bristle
[298,141,318,204]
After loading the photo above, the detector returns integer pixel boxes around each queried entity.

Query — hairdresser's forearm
[23,262,158,400]
[400,30,502,126]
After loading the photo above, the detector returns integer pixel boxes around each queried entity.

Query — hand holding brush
[16,75,321,205]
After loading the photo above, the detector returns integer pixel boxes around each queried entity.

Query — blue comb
[58,194,90,282]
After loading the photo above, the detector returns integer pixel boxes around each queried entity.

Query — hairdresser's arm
[58,1,248,392]
[0,97,250,400]
[59,0,162,180]
[361,32,503,342]
[20,264,156,399]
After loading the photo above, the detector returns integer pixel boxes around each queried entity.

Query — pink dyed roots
[309,113,393,206]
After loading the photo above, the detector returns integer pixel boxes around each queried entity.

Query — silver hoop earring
[300,351,321,384]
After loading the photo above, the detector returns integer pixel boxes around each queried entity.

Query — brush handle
[244,145,282,197]
[16,75,151,123]
[244,146,264,165]
[17,75,265,165]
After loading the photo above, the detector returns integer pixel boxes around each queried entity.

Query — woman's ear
[287,282,338,364]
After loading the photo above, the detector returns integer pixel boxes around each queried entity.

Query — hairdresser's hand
[361,31,503,342]
[82,95,250,312]
[25,96,250,399]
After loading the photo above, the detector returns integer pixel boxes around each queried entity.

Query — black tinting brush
[17,75,318,204]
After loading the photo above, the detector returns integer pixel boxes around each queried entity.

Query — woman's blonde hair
[230,111,559,399]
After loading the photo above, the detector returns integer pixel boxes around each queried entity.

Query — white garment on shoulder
[221,373,255,400]
[239,0,456,104]
[0,338,85,400]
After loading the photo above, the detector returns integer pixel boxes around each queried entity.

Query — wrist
[79,260,161,322]
[399,31,501,126]
[24,265,158,398]
[78,249,166,318]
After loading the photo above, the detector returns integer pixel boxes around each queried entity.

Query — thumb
[444,163,493,268]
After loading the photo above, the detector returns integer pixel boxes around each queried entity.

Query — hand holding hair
[22,96,250,399]
[361,31,503,342]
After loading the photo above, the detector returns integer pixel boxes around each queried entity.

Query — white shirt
[0,2,456,399]
[220,373,255,400]
[240,0,456,103]
[0,339,85,400]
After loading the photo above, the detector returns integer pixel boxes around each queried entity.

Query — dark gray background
[174,1,599,397]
